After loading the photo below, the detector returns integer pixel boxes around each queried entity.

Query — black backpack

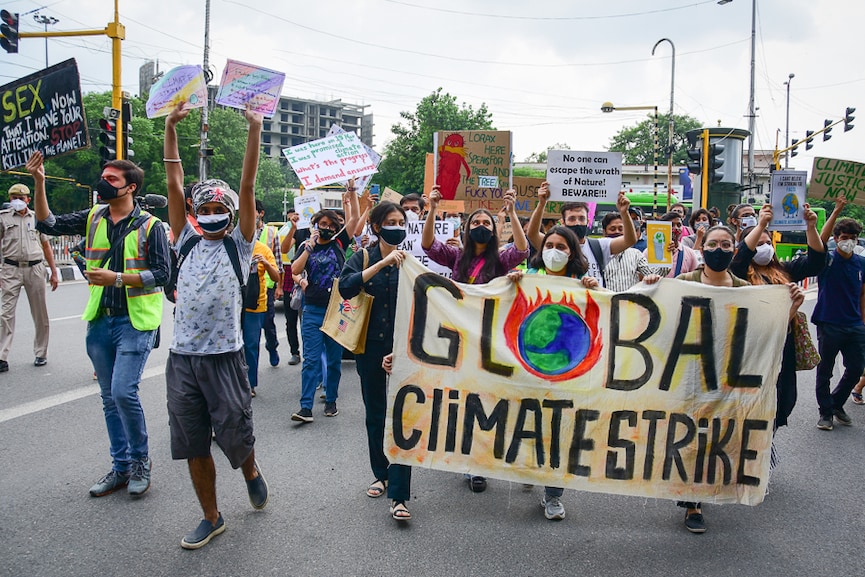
[165,234,247,304]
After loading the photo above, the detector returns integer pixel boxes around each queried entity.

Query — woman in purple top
[421,184,529,493]
[422,185,529,285]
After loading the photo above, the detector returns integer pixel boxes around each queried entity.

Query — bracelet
[162,158,182,163]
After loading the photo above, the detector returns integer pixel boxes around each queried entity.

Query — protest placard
[0,59,88,170]
[546,151,622,203]
[809,157,865,205]
[145,65,207,118]
[381,187,403,204]
[283,132,377,189]
[326,124,381,192]
[433,130,512,201]
[386,257,789,505]
[770,170,808,231]
[646,221,673,265]
[437,199,465,214]
[397,220,453,277]
[215,59,285,118]
[294,193,321,230]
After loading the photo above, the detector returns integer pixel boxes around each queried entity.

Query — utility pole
[199,0,211,181]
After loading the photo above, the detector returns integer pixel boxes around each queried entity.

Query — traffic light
[98,118,118,164]
[686,133,702,176]
[790,139,799,158]
[805,131,815,150]
[707,143,725,183]
[121,99,134,159]
[844,107,855,132]
[823,119,833,141]
[0,10,19,53]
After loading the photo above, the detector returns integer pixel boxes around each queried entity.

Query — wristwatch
[115,272,123,288]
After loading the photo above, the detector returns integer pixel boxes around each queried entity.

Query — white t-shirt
[579,237,613,287]
[170,222,254,355]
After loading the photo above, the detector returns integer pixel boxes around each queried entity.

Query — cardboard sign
[381,187,403,204]
[546,151,622,203]
[809,157,865,206]
[0,59,88,170]
[326,124,381,192]
[215,59,285,118]
[294,193,321,230]
[145,65,207,118]
[646,221,673,265]
[770,170,808,231]
[437,199,465,214]
[386,257,790,505]
[433,130,512,201]
[283,132,377,189]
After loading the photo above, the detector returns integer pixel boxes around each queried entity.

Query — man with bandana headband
[163,103,269,549]
[33,152,171,501]
[0,176,59,373]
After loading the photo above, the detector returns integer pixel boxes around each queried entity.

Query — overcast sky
[3,0,863,175]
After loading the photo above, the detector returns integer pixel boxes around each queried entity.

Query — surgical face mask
[567,224,588,239]
[96,179,129,201]
[837,239,857,255]
[378,225,407,246]
[405,210,419,222]
[740,216,757,229]
[469,225,493,245]
[447,217,461,232]
[9,199,27,212]
[197,213,231,234]
[753,243,775,266]
[542,248,570,272]
[702,247,734,272]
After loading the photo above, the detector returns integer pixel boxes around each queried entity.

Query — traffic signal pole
[700,129,709,209]
[8,0,126,159]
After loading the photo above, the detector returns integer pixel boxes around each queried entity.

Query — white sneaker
[541,496,565,520]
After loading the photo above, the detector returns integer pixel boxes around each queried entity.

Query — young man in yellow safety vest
[254,199,282,366]
[33,151,171,500]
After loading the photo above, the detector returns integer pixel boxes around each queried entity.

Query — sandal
[366,479,387,498]
[852,391,864,405]
[390,500,411,521]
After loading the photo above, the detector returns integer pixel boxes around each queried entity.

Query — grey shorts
[166,350,255,468]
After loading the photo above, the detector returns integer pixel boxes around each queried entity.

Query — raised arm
[26,152,49,222]
[164,104,190,241]
[504,189,527,251]
[422,185,442,250]
[803,204,825,252]
[608,192,637,255]
[238,107,263,242]
[743,204,772,251]
[526,181,549,251]
[821,197,846,246]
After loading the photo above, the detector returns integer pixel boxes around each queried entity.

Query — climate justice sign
[385,258,791,505]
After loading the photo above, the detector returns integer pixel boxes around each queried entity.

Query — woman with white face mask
[505,225,599,522]
[730,203,826,430]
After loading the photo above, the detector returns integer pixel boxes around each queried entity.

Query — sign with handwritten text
[433,130,512,202]
[546,150,622,203]
[215,59,285,118]
[145,65,207,118]
[327,124,380,192]
[809,157,865,206]
[0,59,88,170]
[283,132,378,189]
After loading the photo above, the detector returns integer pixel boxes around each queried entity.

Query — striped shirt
[603,248,654,292]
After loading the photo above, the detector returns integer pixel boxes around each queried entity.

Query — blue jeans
[86,314,156,472]
[300,304,341,409]
[242,311,266,389]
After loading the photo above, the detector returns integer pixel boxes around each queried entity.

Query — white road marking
[50,315,82,322]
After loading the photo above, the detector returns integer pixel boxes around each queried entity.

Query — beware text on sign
[386,257,790,505]
[0,59,88,170]
[546,150,622,203]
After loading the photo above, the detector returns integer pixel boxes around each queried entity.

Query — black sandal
[366,479,387,498]
[390,500,411,521]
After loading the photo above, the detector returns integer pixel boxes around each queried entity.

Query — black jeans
[264,287,278,352]
[815,322,865,417]
[281,293,300,356]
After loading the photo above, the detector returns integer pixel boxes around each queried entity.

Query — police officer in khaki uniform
[0,182,59,372]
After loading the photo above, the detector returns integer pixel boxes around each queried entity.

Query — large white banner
[385,257,791,505]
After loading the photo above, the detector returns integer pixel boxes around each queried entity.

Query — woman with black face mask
[338,201,413,521]
[421,184,529,494]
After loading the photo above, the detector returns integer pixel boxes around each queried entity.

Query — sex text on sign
[1,59,89,171]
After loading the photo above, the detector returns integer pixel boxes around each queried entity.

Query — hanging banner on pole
[770,170,808,231]
[385,257,790,505]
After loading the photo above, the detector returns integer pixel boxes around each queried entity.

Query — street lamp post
[32,14,59,68]
[601,102,660,218]
[652,38,676,206]
[784,73,794,169]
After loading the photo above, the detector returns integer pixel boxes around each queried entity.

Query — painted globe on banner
[518,304,590,376]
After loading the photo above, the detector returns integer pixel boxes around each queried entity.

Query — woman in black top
[338,201,412,522]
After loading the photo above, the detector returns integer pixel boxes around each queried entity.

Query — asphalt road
[0,282,862,577]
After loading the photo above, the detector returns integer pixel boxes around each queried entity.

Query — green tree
[607,113,703,165]
[523,143,571,164]
[376,88,494,194]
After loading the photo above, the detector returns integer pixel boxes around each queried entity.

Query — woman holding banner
[422,185,529,493]
[730,204,825,428]
[338,201,413,522]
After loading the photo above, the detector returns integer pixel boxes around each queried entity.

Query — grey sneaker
[833,408,853,426]
[324,402,338,417]
[817,416,834,430]
[291,408,314,423]
[128,458,152,496]
[89,469,130,497]
[541,496,565,520]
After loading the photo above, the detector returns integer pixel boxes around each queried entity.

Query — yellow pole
[108,0,125,160]
[700,129,709,210]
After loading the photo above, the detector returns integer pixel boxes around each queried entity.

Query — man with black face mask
[527,182,637,288]
[34,153,171,501]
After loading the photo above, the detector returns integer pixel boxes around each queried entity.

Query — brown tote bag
[320,249,373,354]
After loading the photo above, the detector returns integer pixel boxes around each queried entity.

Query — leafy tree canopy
[607,113,703,166]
